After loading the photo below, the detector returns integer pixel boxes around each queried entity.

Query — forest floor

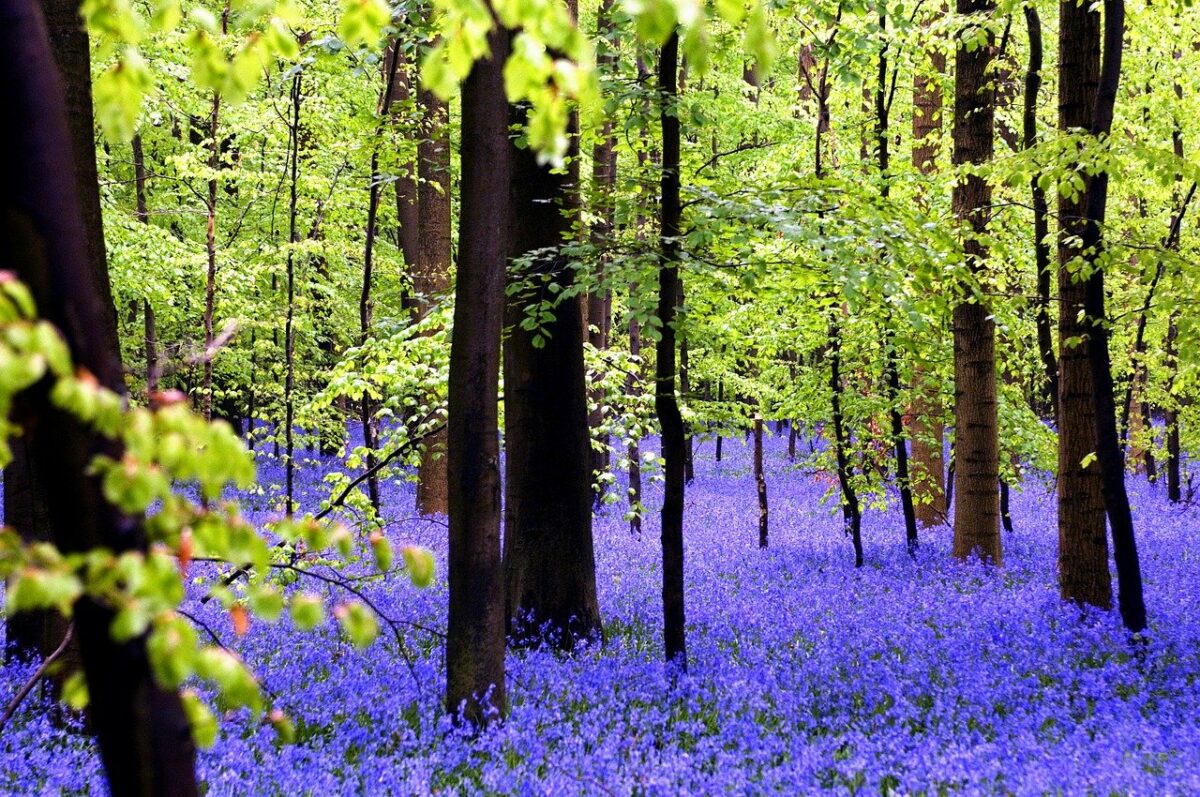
[2,432,1200,795]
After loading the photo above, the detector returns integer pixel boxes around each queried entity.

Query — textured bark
[587,0,617,500]
[909,3,947,526]
[445,25,509,723]
[414,86,452,516]
[951,0,1001,565]
[1079,0,1145,633]
[503,57,601,649]
[657,33,688,669]
[1,2,199,790]
[1056,0,1110,608]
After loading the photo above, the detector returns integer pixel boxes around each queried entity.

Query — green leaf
[290,592,325,631]
[402,545,435,587]
[334,601,378,648]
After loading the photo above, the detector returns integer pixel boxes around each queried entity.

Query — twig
[0,623,73,735]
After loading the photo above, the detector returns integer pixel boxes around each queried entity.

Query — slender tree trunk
[283,71,302,514]
[200,5,229,421]
[1166,313,1181,501]
[910,3,947,526]
[1024,6,1057,418]
[951,0,1001,564]
[357,43,403,518]
[1078,0,1145,633]
[131,134,160,397]
[755,413,768,548]
[657,32,688,669]
[503,7,602,648]
[1057,0,1109,607]
[874,13,919,553]
[830,314,864,567]
[627,314,643,533]
[1,4,198,790]
[446,23,509,723]
[715,379,724,462]
[588,0,618,503]
[414,85,452,516]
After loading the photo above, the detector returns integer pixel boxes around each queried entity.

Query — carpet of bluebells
[3,430,1200,795]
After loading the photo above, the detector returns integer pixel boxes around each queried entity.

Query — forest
[0,0,1198,792]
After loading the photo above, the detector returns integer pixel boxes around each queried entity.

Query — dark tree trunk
[829,315,864,567]
[1056,0,1110,608]
[445,24,509,723]
[627,315,643,533]
[1024,6,1057,418]
[657,32,688,669]
[950,0,1001,564]
[1166,313,1181,502]
[874,21,918,553]
[1000,478,1014,533]
[0,2,198,791]
[356,43,404,518]
[503,59,602,649]
[715,380,723,463]
[1078,0,1145,633]
[755,414,768,548]
[414,85,452,516]
[283,71,302,513]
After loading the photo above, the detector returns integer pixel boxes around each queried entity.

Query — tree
[1056,0,1110,608]
[445,22,510,724]
[1079,0,1146,633]
[0,1,198,791]
[414,83,452,516]
[657,30,688,669]
[950,0,1001,564]
[503,0,603,648]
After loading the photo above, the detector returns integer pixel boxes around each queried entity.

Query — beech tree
[445,24,510,723]
[1,1,198,790]
[950,0,1001,564]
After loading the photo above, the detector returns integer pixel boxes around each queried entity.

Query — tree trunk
[657,32,688,670]
[503,38,602,649]
[446,23,509,724]
[1024,6,1057,418]
[414,85,452,516]
[1166,313,1181,502]
[909,2,947,526]
[627,315,643,533]
[755,413,768,548]
[1056,0,1110,607]
[1,3,198,790]
[951,0,1001,565]
[874,16,918,553]
[1078,0,1145,633]
[587,0,617,503]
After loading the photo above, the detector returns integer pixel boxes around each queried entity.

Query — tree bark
[503,36,602,649]
[1,2,198,790]
[909,2,947,526]
[1024,6,1057,418]
[1056,0,1110,607]
[446,23,509,723]
[657,32,688,670]
[755,413,768,548]
[587,0,618,503]
[1079,0,1146,633]
[414,84,452,516]
[951,0,1001,565]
